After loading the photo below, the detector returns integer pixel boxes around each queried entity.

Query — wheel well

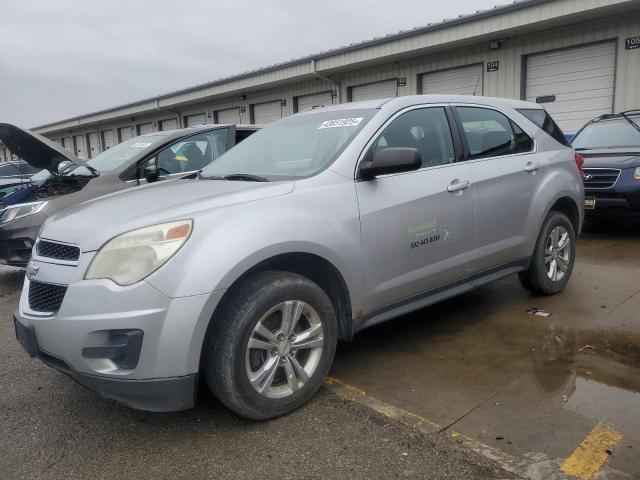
[217,253,353,341]
[549,197,580,236]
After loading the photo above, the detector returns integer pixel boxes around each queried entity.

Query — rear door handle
[447,179,471,193]
[525,161,541,173]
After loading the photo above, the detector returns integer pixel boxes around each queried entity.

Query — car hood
[41,178,295,251]
[0,123,87,173]
[580,148,640,169]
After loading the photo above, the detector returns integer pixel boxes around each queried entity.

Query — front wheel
[519,211,576,295]
[202,271,337,420]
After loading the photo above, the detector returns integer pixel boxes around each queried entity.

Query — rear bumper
[14,313,197,412]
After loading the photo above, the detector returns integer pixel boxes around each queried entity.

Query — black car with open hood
[0,122,259,266]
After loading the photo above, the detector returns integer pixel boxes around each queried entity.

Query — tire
[201,271,338,420]
[519,211,576,295]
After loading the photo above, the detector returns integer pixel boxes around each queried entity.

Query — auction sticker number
[318,118,363,129]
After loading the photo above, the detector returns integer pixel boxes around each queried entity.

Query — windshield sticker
[131,142,152,148]
[318,118,363,129]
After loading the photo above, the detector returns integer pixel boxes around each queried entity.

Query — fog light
[634,167,640,180]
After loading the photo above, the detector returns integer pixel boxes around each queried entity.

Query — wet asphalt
[1,218,638,479]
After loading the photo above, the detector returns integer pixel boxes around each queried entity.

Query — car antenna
[472,75,481,96]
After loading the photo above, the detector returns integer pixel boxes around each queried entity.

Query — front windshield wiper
[223,173,269,182]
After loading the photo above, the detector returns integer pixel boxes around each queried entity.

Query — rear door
[453,105,537,270]
[356,105,476,311]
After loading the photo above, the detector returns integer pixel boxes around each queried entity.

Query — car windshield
[200,109,376,180]
[62,135,165,175]
[572,117,640,149]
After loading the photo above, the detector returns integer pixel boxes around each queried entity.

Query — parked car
[0,123,259,266]
[13,95,583,419]
[0,161,42,201]
[571,110,640,217]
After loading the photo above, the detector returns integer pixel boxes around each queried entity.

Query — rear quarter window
[517,108,570,147]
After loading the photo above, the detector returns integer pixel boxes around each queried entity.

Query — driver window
[143,129,229,176]
[372,107,454,168]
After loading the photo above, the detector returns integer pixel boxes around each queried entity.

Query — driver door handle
[525,161,541,173]
[447,179,471,193]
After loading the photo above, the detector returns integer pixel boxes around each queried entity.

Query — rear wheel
[519,211,575,295]
[202,271,337,420]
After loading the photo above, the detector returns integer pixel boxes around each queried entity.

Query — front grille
[583,168,621,189]
[28,281,67,313]
[37,240,80,261]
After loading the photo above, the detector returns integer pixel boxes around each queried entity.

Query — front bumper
[15,312,197,411]
[0,225,39,266]
[15,255,224,412]
[584,169,640,216]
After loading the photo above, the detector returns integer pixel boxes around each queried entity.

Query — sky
[0,0,501,128]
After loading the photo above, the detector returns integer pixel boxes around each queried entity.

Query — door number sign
[487,61,499,72]
[626,36,640,50]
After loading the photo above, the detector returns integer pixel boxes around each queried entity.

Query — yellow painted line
[560,423,623,480]
[324,377,530,478]
[324,376,439,433]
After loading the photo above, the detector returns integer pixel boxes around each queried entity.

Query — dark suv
[571,111,640,217]
[0,123,258,266]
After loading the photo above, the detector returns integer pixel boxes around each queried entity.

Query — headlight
[634,167,640,180]
[0,201,47,224]
[85,220,192,286]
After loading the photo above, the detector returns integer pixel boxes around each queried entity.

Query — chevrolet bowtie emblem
[26,262,40,280]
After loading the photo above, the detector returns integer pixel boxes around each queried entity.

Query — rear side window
[456,107,533,159]
[517,108,570,147]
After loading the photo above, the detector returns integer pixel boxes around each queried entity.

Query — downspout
[155,99,183,128]
[311,59,341,104]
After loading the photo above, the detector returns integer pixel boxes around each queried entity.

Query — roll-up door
[87,132,99,158]
[421,64,483,96]
[73,135,86,159]
[525,42,616,132]
[295,91,334,112]
[252,101,283,124]
[350,80,397,102]
[119,126,134,142]
[216,108,241,124]
[61,137,72,151]
[102,129,115,149]
[159,118,178,131]
[137,123,153,135]
[185,113,206,127]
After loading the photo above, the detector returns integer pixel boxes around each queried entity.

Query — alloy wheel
[545,225,571,282]
[245,300,324,399]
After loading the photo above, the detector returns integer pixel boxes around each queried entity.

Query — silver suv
[13,96,584,419]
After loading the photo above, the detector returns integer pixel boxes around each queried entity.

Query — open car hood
[0,123,87,173]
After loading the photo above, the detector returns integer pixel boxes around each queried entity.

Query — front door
[355,106,476,312]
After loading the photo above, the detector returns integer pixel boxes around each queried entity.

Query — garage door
[102,130,115,150]
[350,80,397,102]
[185,113,206,127]
[87,132,99,158]
[216,108,241,124]
[73,135,86,159]
[159,118,178,131]
[252,101,283,124]
[138,123,153,135]
[119,126,134,142]
[61,137,73,151]
[421,64,483,96]
[525,42,616,132]
[295,91,334,112]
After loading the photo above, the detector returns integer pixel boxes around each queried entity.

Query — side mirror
[143,164,159,183]
[358,147,422,179]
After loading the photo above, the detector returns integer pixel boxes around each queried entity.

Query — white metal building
[1,0,639,161]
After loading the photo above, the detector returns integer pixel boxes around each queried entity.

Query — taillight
[574,152,585,179]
